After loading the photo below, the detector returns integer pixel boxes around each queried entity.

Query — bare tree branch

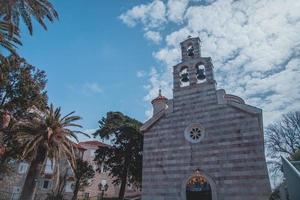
[265,111,300,174]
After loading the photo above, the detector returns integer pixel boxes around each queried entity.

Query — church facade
[140,37,271,200]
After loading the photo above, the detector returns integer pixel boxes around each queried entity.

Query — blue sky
[15,0,300,144]
[18,1,160,135]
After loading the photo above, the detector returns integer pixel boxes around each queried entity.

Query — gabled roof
[78,140,110,148]
[73,143,86,150]
[140,109,166,132]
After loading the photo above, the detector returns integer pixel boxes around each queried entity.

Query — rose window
[184,124,205,143]
[189,127,202,140]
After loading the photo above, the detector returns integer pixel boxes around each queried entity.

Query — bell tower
[181,36,201,61]
[173,36,216,97]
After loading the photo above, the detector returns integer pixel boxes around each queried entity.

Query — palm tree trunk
[20,146,46,200]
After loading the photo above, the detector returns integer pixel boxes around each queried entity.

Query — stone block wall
[142,81,271,200]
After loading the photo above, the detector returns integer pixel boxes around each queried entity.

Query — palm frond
[60,111,75,122]
[14,103,87,192]
[1,0,59,35]
[0,21,21,54]
[71,130,91,138]
[21,135,44,159]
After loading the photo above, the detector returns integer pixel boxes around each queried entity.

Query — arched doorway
[186,173,212,200]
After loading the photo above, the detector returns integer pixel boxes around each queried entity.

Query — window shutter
[48,180,53,189]
[39,179,44,189]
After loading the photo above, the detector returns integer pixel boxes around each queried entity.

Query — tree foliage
[0,55,47,174]
[71,158,95,200]
[0,0,58,35]
[0,0,58,54]
[0,118,21,174]
[93,112,143,200]
[0,55,48,117]
[12,104,88,200]
[0,22,21,55]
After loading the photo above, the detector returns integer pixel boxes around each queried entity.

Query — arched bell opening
[196,64,206,84]
[186,43,195,57]
[179,66,190,87]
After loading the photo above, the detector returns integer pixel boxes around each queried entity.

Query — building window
[44,159,54,174]
[18,162,28,174]
[84,193,89,200]
[90,149,96,157]
[65,181,74,192]
[41,179,52,190]
[196,64,206,83]
[187,44,194,57]
[99,162,106,173]
[66,167,73,176]
[11,186,21,200]
[101,179,107,185]
[179,67,189,87]
[184,124,205,143]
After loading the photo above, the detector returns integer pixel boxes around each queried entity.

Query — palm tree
[0,0,58,54]
[0,0,58,35]
[13,104,89,200]
[0,21,21,56]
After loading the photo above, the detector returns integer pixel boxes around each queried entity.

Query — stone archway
[186,174,212,200]
[181,169,218,200]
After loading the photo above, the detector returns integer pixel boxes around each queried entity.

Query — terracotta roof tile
[73,143,86,150]
[78,140,110,148]
[151,89,168,104]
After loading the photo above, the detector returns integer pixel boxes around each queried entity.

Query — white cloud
[82,82,103,94]
[144,31,162,44]
[119,0,166,29]
[167,0,189,23]
[136,70,146,78]
[165,27,192,46]
[122,0,300,126]
[67,82,103,95]
[121,0,300,125]
[153,47,181,66]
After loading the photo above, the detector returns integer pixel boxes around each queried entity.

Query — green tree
[0,110,20,174]
[93,112,143,200]
[13,104,88,200]
[0,55,47,175]
[0,55,48,117]
[71,158,95,200]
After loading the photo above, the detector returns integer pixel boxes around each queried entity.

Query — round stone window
[184,124,205,143]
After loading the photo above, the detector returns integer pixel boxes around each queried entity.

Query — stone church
[140,37,271,200]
